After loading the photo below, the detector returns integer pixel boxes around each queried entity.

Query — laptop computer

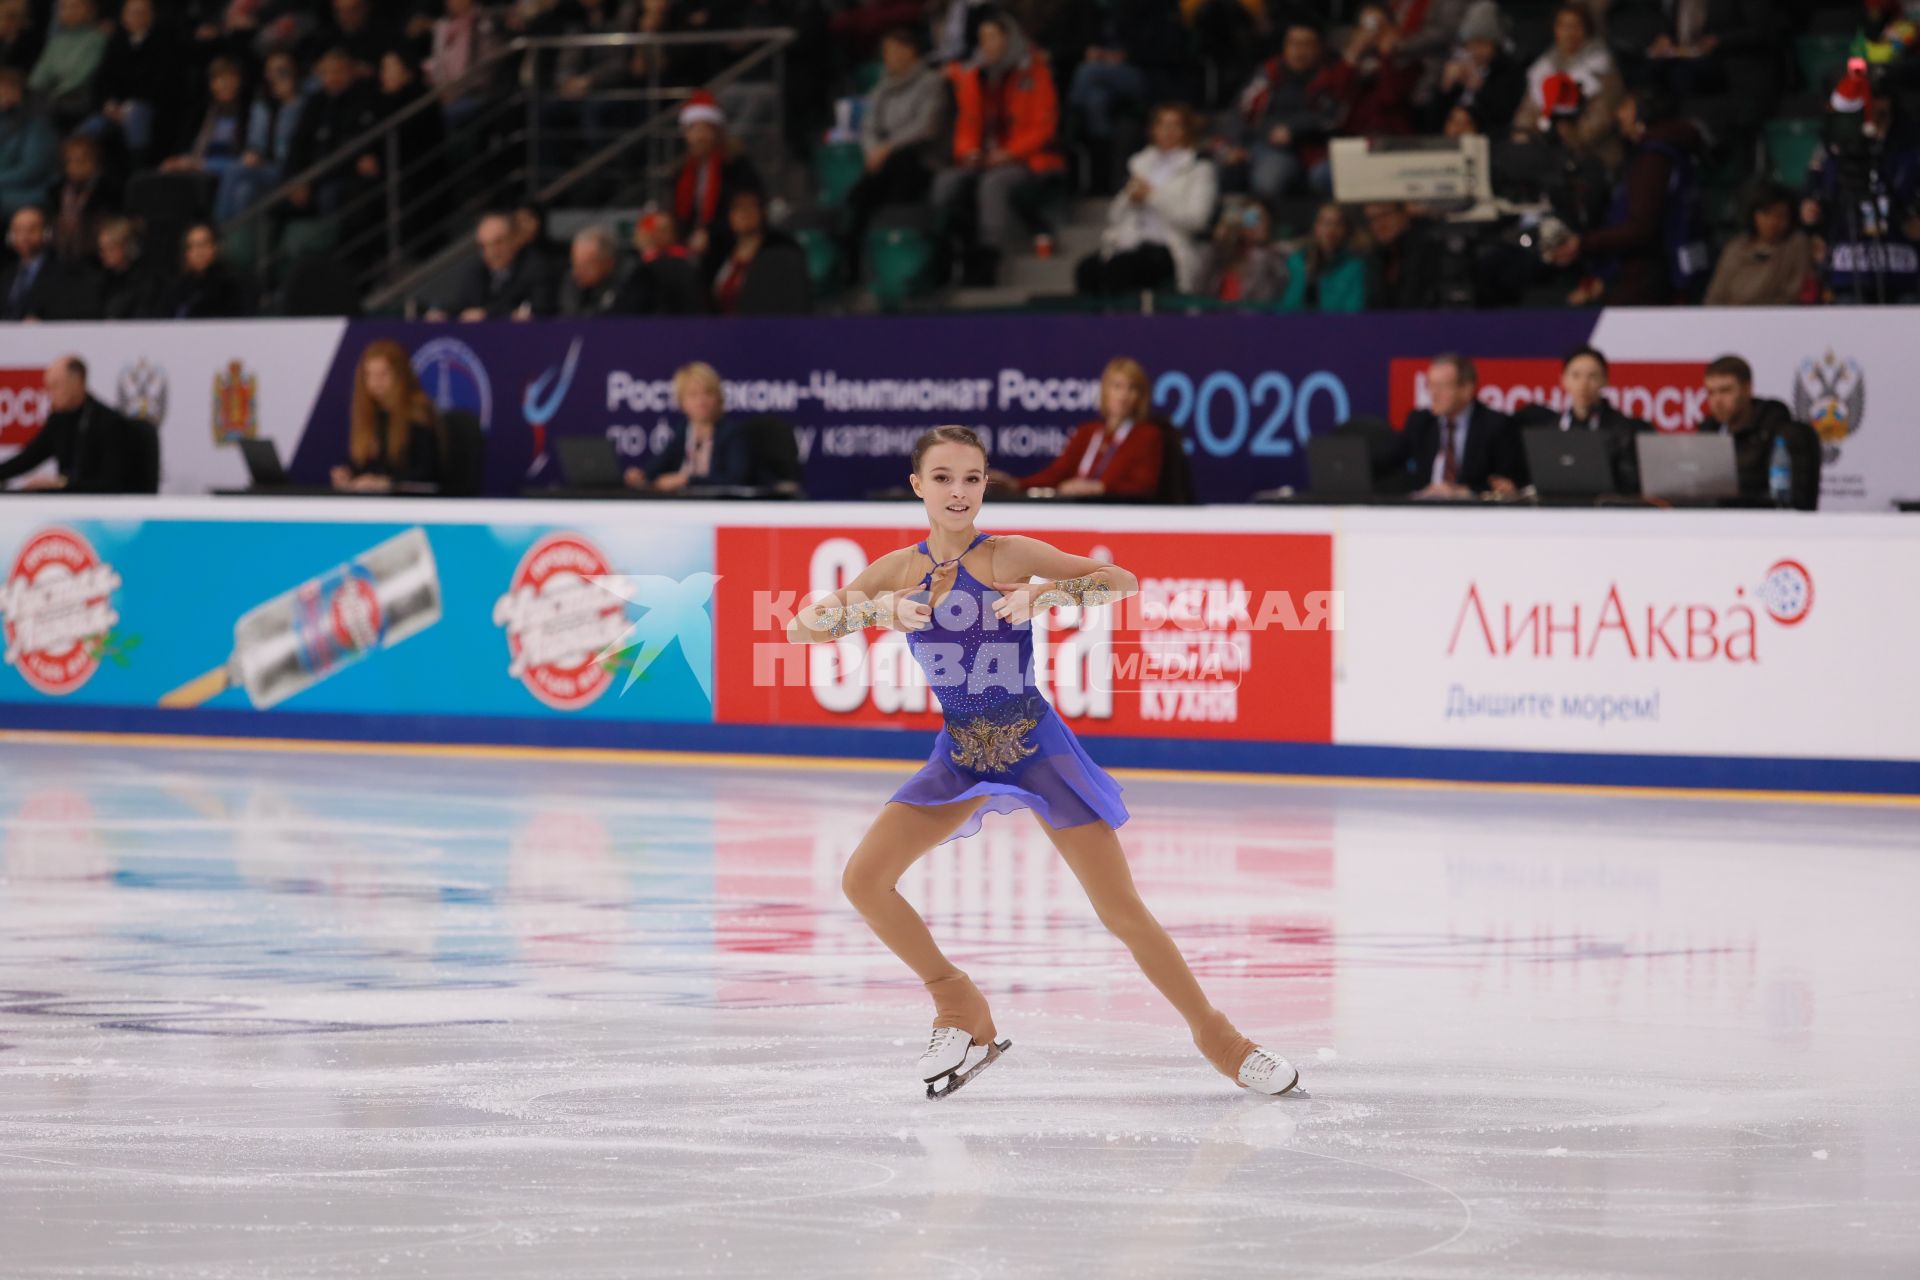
[1637,433,1739,503]
[238,437,290,486]
[1307,435,1373,499]
[556,436,626,490]
[1522,426,1617,499]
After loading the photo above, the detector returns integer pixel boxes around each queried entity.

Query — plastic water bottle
[1768,436,1792,508]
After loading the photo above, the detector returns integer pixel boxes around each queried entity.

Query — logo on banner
[1791,350,1864,449]
[1448,558,1820,664]
[0,527,125,696]
[413,337,493,432]
[115,359,168,427]
[0,368,49,448]
[492,531,629,711]
[1756,559,1813,625]
[212,360,258,443]
[522,337,584,478]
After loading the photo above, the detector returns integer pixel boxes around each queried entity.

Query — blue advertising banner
[0,513,713,724]
[288,311,1599,502]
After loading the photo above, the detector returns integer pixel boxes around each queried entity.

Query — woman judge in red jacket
[992,357,1163,499]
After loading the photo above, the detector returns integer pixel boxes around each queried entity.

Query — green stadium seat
[1795,34,1854,90]
[865,225,933,309]
[792,226,843,296]
[221,223,261,274]
[280,217,340,260]
[814,141,866,210]
[1764,117,1825,187]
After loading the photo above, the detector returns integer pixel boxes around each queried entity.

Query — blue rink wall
[0,497,1914,797]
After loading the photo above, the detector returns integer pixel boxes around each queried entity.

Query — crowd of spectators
[0,0,1917,321]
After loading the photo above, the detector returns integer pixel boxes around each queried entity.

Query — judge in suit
[993,357,1164,500]
[1395,352,1521,496]
[1512,344,1650,493]
[0,356,143,493]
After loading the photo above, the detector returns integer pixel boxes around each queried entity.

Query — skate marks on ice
[1,742,1918,1276]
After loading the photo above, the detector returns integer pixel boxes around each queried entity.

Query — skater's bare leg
[842,797,996,1043]
[1040,817,1257,1082]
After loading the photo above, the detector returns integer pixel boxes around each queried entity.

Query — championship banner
[1335,515,1920,761]
[0,511,713,724]
[17,309,1919,509]
[712,524,1335,745]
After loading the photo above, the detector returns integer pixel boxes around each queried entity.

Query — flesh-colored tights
[840,796,1258,1084]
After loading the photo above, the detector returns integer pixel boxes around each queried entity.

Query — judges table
[0,494,1911,796]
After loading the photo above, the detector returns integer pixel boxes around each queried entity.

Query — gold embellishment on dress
[1035,575,1115,610]
[948,714,1039,772]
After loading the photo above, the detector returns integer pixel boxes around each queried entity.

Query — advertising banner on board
[1335,522,1920,761]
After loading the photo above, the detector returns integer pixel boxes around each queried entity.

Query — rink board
[0,497,1913,794]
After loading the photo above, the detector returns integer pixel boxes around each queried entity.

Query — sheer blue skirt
[888,693,1130,844]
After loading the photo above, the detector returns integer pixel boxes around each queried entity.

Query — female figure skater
[788,426,1300,1099]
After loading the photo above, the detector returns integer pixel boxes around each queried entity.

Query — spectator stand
[216,28,796,318]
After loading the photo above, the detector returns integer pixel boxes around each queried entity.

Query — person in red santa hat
[671,89,764,276]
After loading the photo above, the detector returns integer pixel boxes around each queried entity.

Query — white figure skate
[1238,1046,1306,1098]
[919,1026,1012,1099]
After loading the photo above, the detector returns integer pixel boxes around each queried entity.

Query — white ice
[0,738,1916,1278]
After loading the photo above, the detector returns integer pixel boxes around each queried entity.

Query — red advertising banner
[714,525,1334,744]
[1388,358,1710,432]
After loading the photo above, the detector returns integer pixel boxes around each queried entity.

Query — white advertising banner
[1334,512,1920,762]
[0,319,345,496]
[1590,307,1920,513]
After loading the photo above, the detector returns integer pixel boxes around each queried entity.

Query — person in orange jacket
[931,9,1065,285]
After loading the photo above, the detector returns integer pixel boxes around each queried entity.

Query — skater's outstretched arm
[786,547,931,644]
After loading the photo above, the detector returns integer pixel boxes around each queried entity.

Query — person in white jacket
[1075,104,1218,297]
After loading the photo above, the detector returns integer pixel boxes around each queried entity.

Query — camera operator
[1800,60,1920,305]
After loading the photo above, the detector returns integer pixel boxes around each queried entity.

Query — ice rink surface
[0,736,1916,1279]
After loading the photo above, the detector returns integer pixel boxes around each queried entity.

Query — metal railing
[222,28,794,313]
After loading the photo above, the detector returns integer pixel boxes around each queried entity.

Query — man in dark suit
[0,356,143,493]
[1,204,60,321]
[557,224,631,317]
[1512,344,1651,493]
[1395,352,1520,496]
[1698,353,1821,510]
[436,209,555,320]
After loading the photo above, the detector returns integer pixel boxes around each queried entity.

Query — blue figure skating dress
[888,533,1129,844]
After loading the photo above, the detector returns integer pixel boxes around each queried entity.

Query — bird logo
[588,572,721,701]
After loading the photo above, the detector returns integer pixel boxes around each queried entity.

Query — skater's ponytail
[912,426,988,473]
